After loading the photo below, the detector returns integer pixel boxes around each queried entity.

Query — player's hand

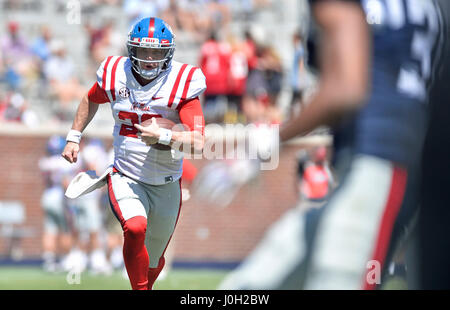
[141,136,159,146]
[135,118,160,145]
[61,141,80,163]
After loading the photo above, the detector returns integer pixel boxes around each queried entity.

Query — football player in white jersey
[62,17,206,290]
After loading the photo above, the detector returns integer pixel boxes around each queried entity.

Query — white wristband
[66,129,82,144]
[158,128,172,145]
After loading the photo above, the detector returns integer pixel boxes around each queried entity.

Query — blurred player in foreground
[415,0,450,290]
[300,0,446,290]
[221,0,446,290]
[62,17,206,290]
[283,0,445,290]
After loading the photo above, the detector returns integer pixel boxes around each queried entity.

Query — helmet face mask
[127,17,176,80]
[129,46,172,80]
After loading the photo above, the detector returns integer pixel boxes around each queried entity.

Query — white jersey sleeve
[185,68,207,100]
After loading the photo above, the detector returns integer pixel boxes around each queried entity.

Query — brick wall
[0,135,48,258]
[0,132,315,263]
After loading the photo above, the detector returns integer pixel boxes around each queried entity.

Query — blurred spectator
[39,135,80,272]
[233,0,255,20]
[0,0,294,129]
[31,25,53,62]
[43,39,86,120]
[258,45,283,105]
[31,25,54,95]
[289,30,307,117]
[297,146,334,206]
[225,34,248,123]
[43,40,73,84]
[205,0,232,34]
[124,0,168,27]
[166,0,209,42]
[159,0,232,43]
[242,68,269,124]
[0,92,6,117]
[0,21,29,62]
[243,29,259,73]
[103,147,124,272]
[241,39,284,125]
[0,91,39,127]
[67,138,112,275]
[0,21,37,90]
[85,20,124,64]
[199,31,231,123]
[160,0,192,33]
[240,28,265,123]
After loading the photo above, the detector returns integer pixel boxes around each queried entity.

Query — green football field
[0,267,229,290]
[0,266,407,290]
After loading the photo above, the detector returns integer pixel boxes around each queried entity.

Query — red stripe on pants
[363,166,407,290]
[107,174,125,227]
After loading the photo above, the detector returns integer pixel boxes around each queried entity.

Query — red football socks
[147,256,166,290]
[122,216,149,290]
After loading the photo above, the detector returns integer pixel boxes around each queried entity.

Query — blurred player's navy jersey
[417,0,450,289]
[325,0,444,167]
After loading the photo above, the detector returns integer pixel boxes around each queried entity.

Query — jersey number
[394,0,440,99]
[118,111,161,138]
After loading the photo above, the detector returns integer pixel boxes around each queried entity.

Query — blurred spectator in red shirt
[199,31,231,123]
[298,146,334,204]
[224,34,248,123]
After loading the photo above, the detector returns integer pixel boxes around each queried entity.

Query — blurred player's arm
[280,0,369,142]
[135,97,205,154]
[62,83,108,163]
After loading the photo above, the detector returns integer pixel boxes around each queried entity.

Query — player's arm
[174,97,205,153]
[62,82,109,163]
[134,97,205,154]
[280,0,369,142]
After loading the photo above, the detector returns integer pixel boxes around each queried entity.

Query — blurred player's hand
[62,141,80,163]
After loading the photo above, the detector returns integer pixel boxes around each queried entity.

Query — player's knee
[123,216,147,240]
